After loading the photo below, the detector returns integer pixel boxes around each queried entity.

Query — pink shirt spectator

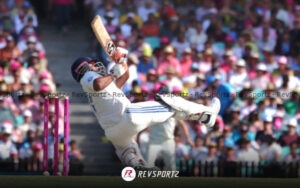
[180,59,192,77]
[253,26,277,41]
[157,57,181,75]
[198,61,212,74]
[105,24,117,34]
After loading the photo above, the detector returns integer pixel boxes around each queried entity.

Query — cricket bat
[91,15,117,59]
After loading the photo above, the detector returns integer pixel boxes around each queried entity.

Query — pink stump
[43,97,49,173]
[53,97,59,175]
[63,97,69,176]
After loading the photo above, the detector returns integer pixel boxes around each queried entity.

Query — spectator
[279,118,298,146]
[224,147,236,162]
[137,0,157,22]
[259,135,282,162]
[264,52,277,73]
[191,136,208,176]
[180,47,193,77]
[284,142,300,163]
[18,110,36,141]
[159,0,177,20]
[103,11,118,34]
[171,32,190,55]
[229,59,248,91]
[0,36,20,62]
[137,46,154,75]
[0,123,18,161]
[239,93,257,119]
[26,141,43,172]
[144,69,158,93]
[164,67,183,93]
[198,49,213,74]
[175,134,189,161]
[188,22,207,48]
[120,12,140,38]
[157,45,181,76]
[187,73,206,99]
[257,28,276,52]
[13,2,38,34]
[69,140,82,159]
[284,91,300,116]
[53,0,73,32]
[236,138,259,163]
[18,34,45,54]
[202,142,218,163]
[0,96,16,125]
[256,116,274,144]
[251,63,270,90]
[195,0,217,21]
[141,13,159,37]
[190,136,208,163]
[210,75,236,116]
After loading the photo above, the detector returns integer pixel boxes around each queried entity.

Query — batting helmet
[71,57,107,82]
[71,57,91,82]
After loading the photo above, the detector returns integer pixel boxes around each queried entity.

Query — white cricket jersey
[149,118,176,142]
[80,71,131,129]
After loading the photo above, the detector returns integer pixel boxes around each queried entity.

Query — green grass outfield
[0,176,299,188]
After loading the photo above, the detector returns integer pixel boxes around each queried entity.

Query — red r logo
[124,170,132,177]
[121,167,136,181]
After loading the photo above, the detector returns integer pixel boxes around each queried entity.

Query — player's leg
[126,101,175,133]
[127,96,220,132]
[155,94,221,127]
[114,138,148,167]
[147,143,162,168]
[104,125,148,167]
[161,139,176,171]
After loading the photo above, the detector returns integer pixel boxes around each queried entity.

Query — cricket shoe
[200,97,220,128]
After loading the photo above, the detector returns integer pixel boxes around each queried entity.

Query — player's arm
[110,47,129,89]
[178,120,195,148]
[93,72,129,91]
[115,68,129,89]
[92,62,129,91]
[93,75,114,91]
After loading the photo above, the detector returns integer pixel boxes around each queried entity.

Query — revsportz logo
[121,167,179,181]
[121,167,136,181]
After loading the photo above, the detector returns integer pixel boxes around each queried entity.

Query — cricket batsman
[70,47,220,169]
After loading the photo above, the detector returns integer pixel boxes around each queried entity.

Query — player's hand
[110,62,128,79]
[112,47,128,64]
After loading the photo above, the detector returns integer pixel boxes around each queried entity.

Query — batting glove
[110,62,128,79]
[112,47,128,64]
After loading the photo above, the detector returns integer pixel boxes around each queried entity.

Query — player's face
[88,61,107,76]
[88,63,98,71]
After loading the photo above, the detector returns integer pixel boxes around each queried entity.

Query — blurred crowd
[0,0,81,172]
[87,0,300,170]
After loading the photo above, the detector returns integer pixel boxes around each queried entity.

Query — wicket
[43,95,69,176]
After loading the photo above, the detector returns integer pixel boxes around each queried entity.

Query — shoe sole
[204,98,221,127]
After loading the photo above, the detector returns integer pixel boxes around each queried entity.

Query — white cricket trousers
[147,139,176,170]
[104,101,175,167]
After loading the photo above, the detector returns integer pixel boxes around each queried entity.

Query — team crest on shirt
[88,76,93,82]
